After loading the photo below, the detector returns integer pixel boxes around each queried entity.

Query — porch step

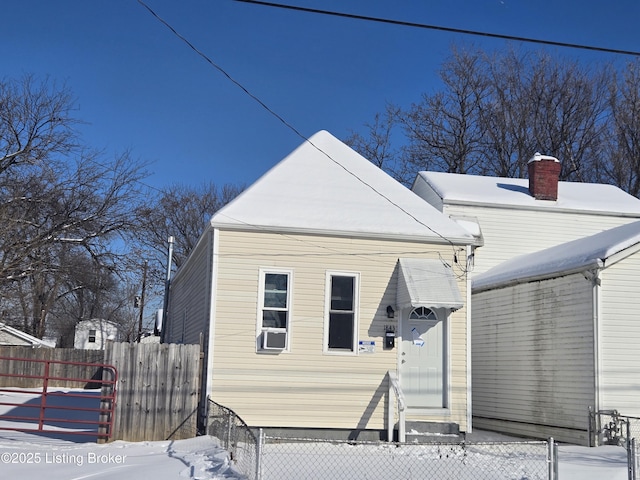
[403,421,462,444]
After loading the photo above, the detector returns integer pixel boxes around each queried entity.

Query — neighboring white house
[473,221,640,444]
[412,154,640,276]
[0,323,54,347]
[74,319,118,350]
[413,155,640,444]
[164,130,480,440]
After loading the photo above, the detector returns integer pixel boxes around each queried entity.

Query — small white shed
[74,319,118,350]
[471,220,640,444]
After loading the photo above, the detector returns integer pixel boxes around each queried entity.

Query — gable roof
[211,131,477,245]
[0,322,54,347]
[473,220,640,292]
[414,171,640,216]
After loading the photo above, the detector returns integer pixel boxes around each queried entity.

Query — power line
[234,0,640,57]
[136,0,469,266]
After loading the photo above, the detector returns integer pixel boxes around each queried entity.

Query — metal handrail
[387,370,406,442]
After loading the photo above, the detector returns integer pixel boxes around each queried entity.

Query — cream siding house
[164,131,479,439]
[472,221,640,444]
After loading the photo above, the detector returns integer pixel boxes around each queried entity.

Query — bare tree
[398,47,489,182]
[345,104,400,175]
[0,75,149,338]
[133,182,244,287]
[601,60,640,196]
[351,46,625,193]
[0,75,77,175]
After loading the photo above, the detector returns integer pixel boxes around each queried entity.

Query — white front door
[400,307,445,408]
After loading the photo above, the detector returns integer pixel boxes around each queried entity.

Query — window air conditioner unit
[262,329,287,350]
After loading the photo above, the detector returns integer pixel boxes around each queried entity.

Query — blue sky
[2,0,638,190]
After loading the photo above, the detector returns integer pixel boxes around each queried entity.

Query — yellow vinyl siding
[165,230,212,345]
[210,229,469,431]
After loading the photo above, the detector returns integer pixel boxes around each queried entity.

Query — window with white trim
[258,269,292,351]
[324,272,359,353]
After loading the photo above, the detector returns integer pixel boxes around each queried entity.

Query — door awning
[396,258,464,311]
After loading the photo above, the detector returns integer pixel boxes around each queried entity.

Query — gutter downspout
[466,245,473,433]
[592,268,603,417]
[204,228,220,424]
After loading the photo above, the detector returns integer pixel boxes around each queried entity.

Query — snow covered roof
[414,171,640,216]
[397,258,464,310]
[0,322,54,347]
[211,131,478,245]
[473,220,640,291]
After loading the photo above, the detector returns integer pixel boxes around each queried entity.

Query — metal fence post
[226,410,233,450]
[256,428,264,480]
[554,439,559,480]
[628,437,636,480]
[588,406,593,447]
[547,437,557,480]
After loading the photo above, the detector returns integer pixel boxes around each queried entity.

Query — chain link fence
[257,434,557,480]
[204,399,559,480]
[206,399,258,480]
[589,408,640,480]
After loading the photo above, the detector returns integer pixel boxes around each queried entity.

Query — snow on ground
[0,430,243,479]
[0,388,632,479]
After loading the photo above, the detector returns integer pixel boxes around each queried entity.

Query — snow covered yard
[0,388,632,479]
[0,430,243,479]
[260,437,629,480]
[0,388,244,479]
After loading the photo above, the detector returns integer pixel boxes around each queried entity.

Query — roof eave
[443,198,640,218]
[210,222,480,246]
[472,259,604,293]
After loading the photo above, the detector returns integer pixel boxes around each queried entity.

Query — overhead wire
[234,0,640,57]
[136,0,473,273]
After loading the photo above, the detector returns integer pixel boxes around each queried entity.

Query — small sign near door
[411,327,425,347]
[358,340,375,354]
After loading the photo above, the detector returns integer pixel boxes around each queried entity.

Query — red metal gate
[0,356,117,440]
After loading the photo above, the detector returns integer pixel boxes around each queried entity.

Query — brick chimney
[528,152,561,201]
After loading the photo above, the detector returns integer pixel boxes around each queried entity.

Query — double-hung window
[325,272,359,353]
[258,269,292,351]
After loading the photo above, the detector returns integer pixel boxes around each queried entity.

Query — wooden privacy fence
[104,342,202,442]
[0,347,104,388]
[0,342,203,442]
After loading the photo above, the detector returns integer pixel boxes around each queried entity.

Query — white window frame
[257,268,293,353]
[323,271,360,355]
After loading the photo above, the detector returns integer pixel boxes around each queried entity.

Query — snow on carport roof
[415,171,640,215]
[473,220,640,292]
[211,131,477,244]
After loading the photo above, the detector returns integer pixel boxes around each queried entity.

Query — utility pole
[137,260,148,342]
[160,236,174,342]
